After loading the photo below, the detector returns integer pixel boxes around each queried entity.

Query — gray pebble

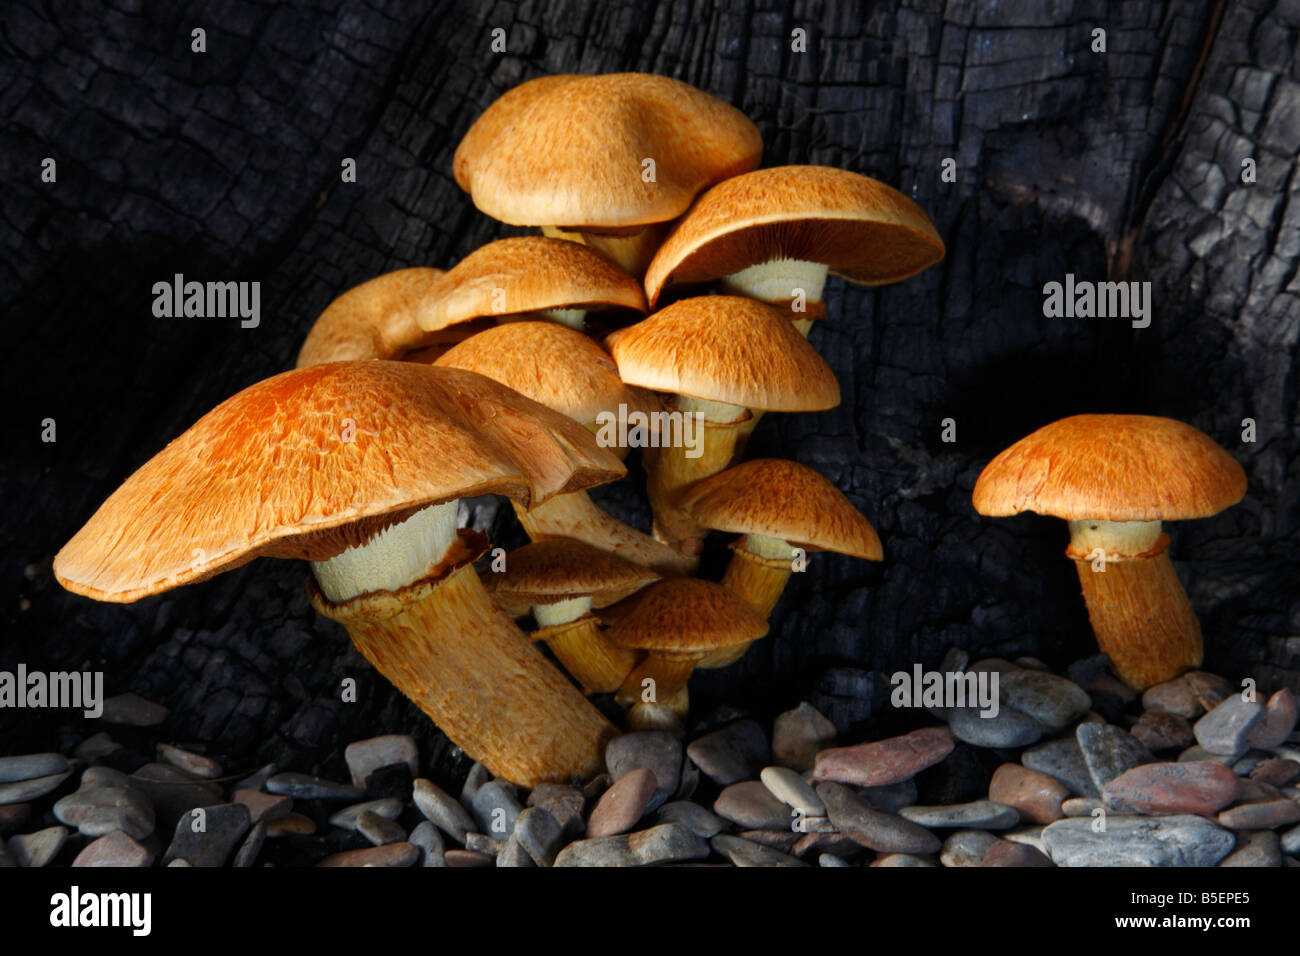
[760,766,825,816]
[656,800,727,838]
[899,800,1019,830]
[460,763,491,804]
[1042,814,1235,867]
[554,822,701,867]
[163,803,252,867]
[413,778,477,844]
[328,798,404,832]
[819,852,852,867]
[817,781,941,855]
[344,734,418,788]
[941,830,1000,867]
[265,772,364,802]
[7,825,67,867]
[714,781,794,831]
[0,753,69,784]
[1281,824,1300,856]
[0,769,73,805]
[772,703,837,772]
[514,806,564,866]
[470,780,523,839]
[409,821,447,867]
[525,783,585,840]
[1219,830,1281,867]
[357,810,406,846]
[686,719,769,785]
[949,704,1042,749]
[54,785,154,840]
[1077,722,1154,790]
[606,732,682,809]
[998,668,1091,732]
[858,778,919,813]
[711,833,808,867]
[231,821,266,868]
[496,833,533,867]
[1194,695,1264,756]
[1022,737,1100,798]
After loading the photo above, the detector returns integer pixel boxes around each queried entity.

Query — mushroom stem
[720,258,829,306]
[537,307,588,330]
[1066,521,1202,690]
[541,224,665,277]
[615,654,697,717]
[513,492,693,576]
[533,598,640,693]
[695,535,795,668]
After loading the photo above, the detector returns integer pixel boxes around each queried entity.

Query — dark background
[2,0,1296,785]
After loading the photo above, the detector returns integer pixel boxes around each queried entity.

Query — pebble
[101,692,169,726]
[410,821,447,867]
[344,735,418,788]
[1077,723,1154,790]
[941,830,999,867]
[266,813,315,837]
[525,783,585,840]
[997,668,1091,731]
[554,822,701,867]
[0,804,31,836]
[792,829,859,858]
[470,780,523,839]
[711,833,808,867]
[460,763,491,804]
[858,779,918,812]
[1130,709,1196,752]
[232,821,266,867]
[760,766,825,816]
[73,733,120,762]
[235,763,277,792]
[318,843,418,867]
[413,778,477,844]
[233,788,292,824]
[1219,830,1282,867]
[465,832,502,856]
[444,849,495,867]
[1061,797,1103,817]
[72,830,155,867]
[1021,738,1099,797]
[949,704,1041,748]
[157,744,221,778]
[328,797,404,831]
[1249,758,1300,787]
[981,840,1055,867]
[656,800,727,838]
[0,769,73,805]
[8,825,67,867]
[1142,676,1203,719]
[899,800,1018,830]
[514,806,564,866]
[266,772,364,802]
[1177,745,1238,765]
[1002,825,1047,851]
[1102,761,1240,815]
[162,803,251,867]
[54,785,154,840]
[819,853,852,867]
[497,833,533,867]
[1283,824,1300,856]
[812,726,954,787]
[686,719,770,786]
[988,764,1069,824]
[738,829,802,851]
[1185,672,1234,710]
[871,852,937,867]
[0,753,69,783]
[587,768,657,837]
[817,781,941,855]
[1246,689,1298,749]
[772,703,837,771]
[714,781,794,831]
[1217,800,1300,830]
[1091,674,1138,705]
[358,810,406,846]
[1194,696,1264,756]
[606,732,682,807]
[1042,814,1236,866]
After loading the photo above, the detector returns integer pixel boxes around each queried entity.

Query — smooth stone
[656,800,727,838]
[72,830,155,867]
[1042,814,1236,867]
[344,734,418,788]
[997,668,1091,731]
[686,719,769,786]
[162,803,251,867]
[8,825,67,867]
[1235,778,1280,803]
[0,769,73,805]
[265,813,315,837]
[1178,744,1241,765]
[318,843,419,867]
[82,766,132,788]
[989,763,1069,824]
[587,768,657,838]
[606,732,682,807]
[1061,797,1103,817]
[899,800,1018,830]
[525,783,585,840]
[128,764,222,827]
[812,726,954,787]
[157,744,221,778]
[54,786,154,840]
[1217,799,1300,830]
[1021,738,1099,798]
[328,797,404,831]
[101,693,169,726]
[444,849,495,867]
[711,833,808,867]
[1247,689,1298,749]
[1219,830,1282,867]
[949,704,1041,749]
[465,833,502,857]
[1184,672,1234,710]
[358,810,406,846]
[772,702,837,772]
[234,763,277,792]
[413,778,477,844]
[981,840,1055,867]
[1102,761,1240,815]
[858,778,918,813]
[1249,758,1300,787]
[0,753,69,783]
[74,733,120,762]
[167,859,192,867]
[409,820,447,867]
[554,822,700,867]
[583,774,612,801]
[232,821,266,868]
[1282,824,1300,855]
[819,853,852,867]
[1091,674,1138,704]
[497,833,533,867]
[792,830,860,859]
[737,829,802,851]
[817,781,941,855]
[675,759,699,800]
[1002,825,1046,851]
[871,852,938,867]
[941,829,1000,867]
[1232,751,1272,775]
[233,788,291,824]
[265,772,364,802]
[760,766,825,816]
[470,780,523,839]
[1077,723,1154,790]
[713,781,794,831]
[514,806,564,866]
[0,803,31,835]
[460,763,491,804]
[1194,696,1265,756]
[1130,709,1196,752]
[1142,676,1202,719]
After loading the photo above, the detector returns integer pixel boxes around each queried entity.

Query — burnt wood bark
[2,0,1296,782]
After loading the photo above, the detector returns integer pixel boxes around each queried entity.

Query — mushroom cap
[604,578,768,654]
[433,321,655,429]
[54,362,625,603]
[680,459,883,559]
[453,73,761,229]
[644,166,945,306]
[485,538,661,615]
[604,295,840,411]
[297,268,445,367]
[972,414,1247,522]
[419,237,647,333]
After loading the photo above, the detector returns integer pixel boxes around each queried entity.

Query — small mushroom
[485,539,659,693]
[679,459,883,667]
[972,414,1247,690]
[606,578,768,730]
[453,73,761,275]
[54,362,626,787]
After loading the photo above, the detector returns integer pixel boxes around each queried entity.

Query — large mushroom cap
[297,268,445,367]
[453,73,761,229]
[418,237,647,333]
[604,295,840,411]
[604,578,768,655]
[644,166,945,306]
[972,414,1247,522]
[54,362,625,603]
[680,458,883,559]
[485,538,661,617]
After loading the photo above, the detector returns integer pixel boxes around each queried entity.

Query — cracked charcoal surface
[2,0,1298,786]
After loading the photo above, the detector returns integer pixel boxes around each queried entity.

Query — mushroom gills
[311,500,459,602]
[721,259,829,309]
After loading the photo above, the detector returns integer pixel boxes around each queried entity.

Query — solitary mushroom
[485,539,659,693]
[644,165,945,334]
[972,414,1247,690]
[453,73,761,275]
[607,578,768,730]
[605,296,840,561]
[679,458,883,666]
[53,362,625,787]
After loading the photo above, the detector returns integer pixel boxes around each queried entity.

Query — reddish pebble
[1217,799,1300,830]
[317,842,418,867]
[234,788,292,824]
[812,727,954,787]
[1247,689,1298,749]
[72,830,154,868]
[989,764,1070,824]
[1130,709,1195,752]
[586,767,657,838]
[1103,761,1240,815]
[443,849,496,867]
[1249,758,1300,788]
[980,840,1055,867]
